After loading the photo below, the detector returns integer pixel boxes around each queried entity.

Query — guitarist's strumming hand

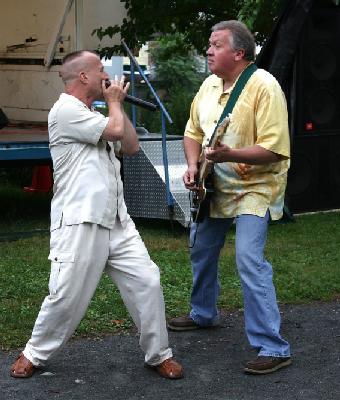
[183,164,199,190]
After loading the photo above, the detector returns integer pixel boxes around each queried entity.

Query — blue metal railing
[121,40,175,211]
[129,61,137,127]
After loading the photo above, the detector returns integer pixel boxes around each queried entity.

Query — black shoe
[244,356,292,375]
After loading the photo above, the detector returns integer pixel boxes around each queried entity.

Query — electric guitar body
[190,116,230,223]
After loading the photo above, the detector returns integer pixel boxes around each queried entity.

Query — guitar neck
[197,117,230,184]
[198,158,213,183]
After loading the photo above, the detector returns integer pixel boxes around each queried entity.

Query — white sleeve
[56,102,108,145]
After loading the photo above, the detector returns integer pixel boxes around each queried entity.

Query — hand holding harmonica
[103,76,158,111]
[102,75,130,104]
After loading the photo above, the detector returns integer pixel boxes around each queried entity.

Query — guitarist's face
[207,30,244,78]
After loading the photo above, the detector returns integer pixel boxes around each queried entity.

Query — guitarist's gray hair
[212,20,255,62]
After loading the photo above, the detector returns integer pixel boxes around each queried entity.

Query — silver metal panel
[123,137,191,226]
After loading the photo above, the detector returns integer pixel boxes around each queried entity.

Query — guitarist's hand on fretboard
[205,141,232,163]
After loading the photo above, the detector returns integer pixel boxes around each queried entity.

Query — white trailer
[0,0,126,123]
[0,1,191,226]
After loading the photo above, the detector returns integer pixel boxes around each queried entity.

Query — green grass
[1,183,340,349]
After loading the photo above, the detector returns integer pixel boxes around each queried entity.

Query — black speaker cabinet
[286,135,340,212]
[287,0,340,212]
[295,0,340,135]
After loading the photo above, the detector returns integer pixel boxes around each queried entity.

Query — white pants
[23,217,172,366]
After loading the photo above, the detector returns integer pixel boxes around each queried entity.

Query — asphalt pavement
[1,301,340,400]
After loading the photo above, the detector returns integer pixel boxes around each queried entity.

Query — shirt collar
[211,74,235,95]
[60,93,90,110]
[211,62,255,95]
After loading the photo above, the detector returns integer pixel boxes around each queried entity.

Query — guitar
[190,116,230,223]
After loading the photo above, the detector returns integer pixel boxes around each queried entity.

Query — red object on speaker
[23,165,53,193]
[305,122,314,131]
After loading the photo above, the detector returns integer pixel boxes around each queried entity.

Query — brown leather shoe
[167,315,218,331]
[10,353,36,378]
[244,356,292,375]
[149,358,183,379]
[167,315,200,331]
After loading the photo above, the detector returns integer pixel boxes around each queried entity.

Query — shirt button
[54,257,58,261]
[214,120,217,123]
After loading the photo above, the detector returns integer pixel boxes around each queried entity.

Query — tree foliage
[92,0,286,134]
[93,0,285,58]
[133,33,205,135]
[149,33,202,91]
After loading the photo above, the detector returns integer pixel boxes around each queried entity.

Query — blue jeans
[189,212,291,357]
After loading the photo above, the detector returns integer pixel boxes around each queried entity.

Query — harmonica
[104,79,158,111]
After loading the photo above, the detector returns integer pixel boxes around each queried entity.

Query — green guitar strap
[208,63,258,146]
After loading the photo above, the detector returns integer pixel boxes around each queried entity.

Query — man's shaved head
[60,50,100,85]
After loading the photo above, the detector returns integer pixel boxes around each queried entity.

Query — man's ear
[234,49,245,61]
[79,71,88,84]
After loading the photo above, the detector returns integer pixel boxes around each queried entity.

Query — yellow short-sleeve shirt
[184,68,290,221]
